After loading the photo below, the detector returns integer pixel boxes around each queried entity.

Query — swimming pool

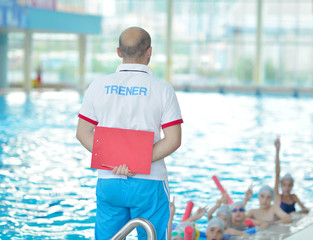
[0,90,312,239]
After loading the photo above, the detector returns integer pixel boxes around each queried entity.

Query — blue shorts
[95,177,170,240]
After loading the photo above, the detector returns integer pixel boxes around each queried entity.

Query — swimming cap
[258,185,274,199]
[230,201,245,212]
[216,205,231,221]
[207,218,225,233]
[281,173,294,183]
[173,221,197,239]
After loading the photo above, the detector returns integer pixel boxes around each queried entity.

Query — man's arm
[76,118,135,177]
[152,124,182,162]
[76,118,96,153]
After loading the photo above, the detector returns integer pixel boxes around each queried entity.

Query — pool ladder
[111,218,157,240]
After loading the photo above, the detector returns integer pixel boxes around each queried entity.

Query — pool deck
[284,210,313,240]
[249,210,313,239]
[173,84,313,96]
[285,223,313,240]
[2,85,313,96]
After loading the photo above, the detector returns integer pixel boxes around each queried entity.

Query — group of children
[169,138,309,240]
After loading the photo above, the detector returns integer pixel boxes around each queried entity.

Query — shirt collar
[116,64,153,76]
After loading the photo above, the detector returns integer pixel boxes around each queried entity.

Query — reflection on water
[0,91,312,239]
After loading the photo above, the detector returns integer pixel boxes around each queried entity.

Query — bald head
[118,27,151,64]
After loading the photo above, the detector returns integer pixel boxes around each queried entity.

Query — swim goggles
[172,231,184,238]
[231,207,245,213]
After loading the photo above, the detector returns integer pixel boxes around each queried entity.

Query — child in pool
[229,187,255,231]
[206,218,225,240]
[230,200,270,231]
[169,197,206,240]
[207,194,249,237]
[246,185,291,224]
[274,138,309,214]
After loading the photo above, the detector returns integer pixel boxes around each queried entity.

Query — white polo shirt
[79,64,183,181]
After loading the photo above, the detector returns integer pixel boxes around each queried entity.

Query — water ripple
[0,91,313,239]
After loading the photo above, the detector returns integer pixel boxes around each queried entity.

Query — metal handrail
[111,218,157,240]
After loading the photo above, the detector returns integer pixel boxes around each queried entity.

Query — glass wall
[8,33,79,86]
[32,33,78,85]
[8,33,24,86]
[87,0,168,81]
[7,0,313,88]
[262,0,313,87]
[89,0,313,87]
[169,0,313,87]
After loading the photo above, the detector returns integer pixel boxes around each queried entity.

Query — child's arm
[207,203,219,220]
[207,194,225,220]
[243,188,253,206]
[252,219,270,229]
[226,228,249,237]
[246,209,254,219]
[185,206,207,222]
[293,194,309,214]
[274,138,281,203]
[168,197,175,240]
[273,205,292,224]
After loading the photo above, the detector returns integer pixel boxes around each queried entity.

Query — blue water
[1,90,313,239]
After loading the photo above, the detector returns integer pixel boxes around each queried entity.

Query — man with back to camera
[76,27,183,239]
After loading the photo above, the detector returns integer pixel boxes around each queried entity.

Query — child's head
[172,221,199,240]
[258,185,274,209]
[230,201,246,223]
[206,218,224,240]
[216,205,231,228]
[280,173,294,195]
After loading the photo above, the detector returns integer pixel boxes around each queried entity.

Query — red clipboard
[91,126,154,174]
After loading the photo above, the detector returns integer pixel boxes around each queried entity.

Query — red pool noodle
[212,175,233,204]
[181,201,194,222]
[184,226,193,240]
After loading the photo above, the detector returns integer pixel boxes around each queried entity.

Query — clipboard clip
[101,164,114,169]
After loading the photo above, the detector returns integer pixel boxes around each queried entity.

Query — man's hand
[112,164,135,177]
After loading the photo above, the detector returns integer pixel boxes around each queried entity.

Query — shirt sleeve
[78,82,99,125]
[161,85,183,129]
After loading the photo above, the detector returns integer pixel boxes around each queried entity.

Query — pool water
[0,90,312,239]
